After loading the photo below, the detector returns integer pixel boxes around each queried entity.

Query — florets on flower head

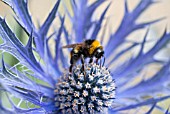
[54,63,116,114]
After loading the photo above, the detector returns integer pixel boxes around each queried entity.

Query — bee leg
[96,58,99,65]
[81,54,85,72]
[89,58,93,63]
[69,57,75,73]
[69,64,73,73]
[102,56,105,66]
[100,58,102,68]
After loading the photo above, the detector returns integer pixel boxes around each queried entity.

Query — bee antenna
[102,56,105,67]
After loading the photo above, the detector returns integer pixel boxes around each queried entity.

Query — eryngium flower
[0,0,170,114]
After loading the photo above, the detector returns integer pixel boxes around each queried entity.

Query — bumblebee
[62,39,105,72]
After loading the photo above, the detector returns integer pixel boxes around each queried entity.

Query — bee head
[94,47,104,58]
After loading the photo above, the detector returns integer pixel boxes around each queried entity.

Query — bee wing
[62,43,84,48]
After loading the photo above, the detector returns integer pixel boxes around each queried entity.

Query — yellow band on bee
[89,40,101,55]
[74,45,81,53]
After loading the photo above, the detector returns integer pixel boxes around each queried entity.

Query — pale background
[0,0,170,114]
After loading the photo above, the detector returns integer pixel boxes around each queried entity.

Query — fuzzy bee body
[63,39,104,72]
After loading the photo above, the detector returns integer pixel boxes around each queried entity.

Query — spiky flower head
[0,0,170,114]
[55,64,115,114]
